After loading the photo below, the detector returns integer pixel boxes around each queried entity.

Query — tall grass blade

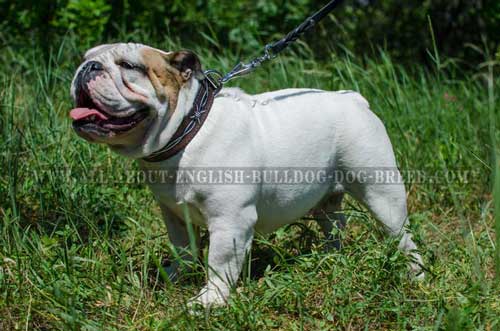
[494,149,500,281]
[487,59,500,280]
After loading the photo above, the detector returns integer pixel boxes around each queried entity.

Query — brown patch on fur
[141,48,184,116]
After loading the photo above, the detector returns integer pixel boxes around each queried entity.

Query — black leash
[205,0,345,90]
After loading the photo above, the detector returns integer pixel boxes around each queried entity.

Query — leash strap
[205,0,344,88]
[267,0,344,56]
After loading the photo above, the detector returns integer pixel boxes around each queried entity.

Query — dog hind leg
[348,181,424,279]
[314,193,346,250]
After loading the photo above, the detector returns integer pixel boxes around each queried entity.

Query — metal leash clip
[203,69,224,92]
[220,44,276,84]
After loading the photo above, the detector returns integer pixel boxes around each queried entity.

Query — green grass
[1,36,499,330]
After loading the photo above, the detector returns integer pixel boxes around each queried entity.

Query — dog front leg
[159,204,199,281]
[190,207,256,307]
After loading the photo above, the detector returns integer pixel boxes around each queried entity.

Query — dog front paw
[409,261,425,281]
[411,269,425,281]
[188,286,228,309]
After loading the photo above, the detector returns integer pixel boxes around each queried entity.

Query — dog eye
[118,61,146,74]
[118,61,135,70]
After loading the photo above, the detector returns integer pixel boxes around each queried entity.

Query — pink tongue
[70,108,109,121]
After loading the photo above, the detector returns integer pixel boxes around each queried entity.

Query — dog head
[70,43,204,158]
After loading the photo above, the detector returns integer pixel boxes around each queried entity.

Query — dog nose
[85,60,103,72]
[79,60,104,86]
[74,60,105,96]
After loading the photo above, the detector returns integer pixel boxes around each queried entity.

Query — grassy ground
[0,36,499,330]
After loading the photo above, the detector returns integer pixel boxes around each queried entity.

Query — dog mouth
[70,89,149,135]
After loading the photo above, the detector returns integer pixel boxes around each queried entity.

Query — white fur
[140,86,425,306]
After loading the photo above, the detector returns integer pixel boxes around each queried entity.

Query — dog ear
[167,50,204,81]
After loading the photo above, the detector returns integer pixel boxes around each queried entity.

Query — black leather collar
[142,78,217,162]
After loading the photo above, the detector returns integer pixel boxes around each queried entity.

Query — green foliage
[51,0,111,44]
[1,0,498,66]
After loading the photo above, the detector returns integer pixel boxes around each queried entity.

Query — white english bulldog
[70,43,424,307]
